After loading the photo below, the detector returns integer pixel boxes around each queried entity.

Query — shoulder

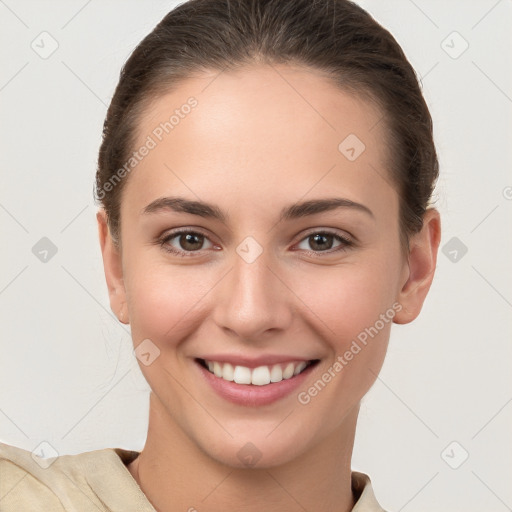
[0,440,68,511]
[0,440,146,511]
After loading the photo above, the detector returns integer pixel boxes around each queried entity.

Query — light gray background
[1,1,511,510]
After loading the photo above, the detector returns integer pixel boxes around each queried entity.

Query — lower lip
[195,359,318,407]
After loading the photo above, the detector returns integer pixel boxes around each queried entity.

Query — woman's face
[101,64,424,468]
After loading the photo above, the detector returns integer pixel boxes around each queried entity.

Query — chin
[194,424,316,470]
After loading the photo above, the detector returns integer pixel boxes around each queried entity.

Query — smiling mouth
[196,358,320,386]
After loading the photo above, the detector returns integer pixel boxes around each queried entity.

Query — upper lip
[197,354,318,368]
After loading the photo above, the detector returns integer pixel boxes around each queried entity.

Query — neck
[128,394,359,512]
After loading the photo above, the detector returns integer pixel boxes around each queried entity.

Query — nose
[212,246,294,342]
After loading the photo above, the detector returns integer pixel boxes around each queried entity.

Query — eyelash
[157,228,354,258]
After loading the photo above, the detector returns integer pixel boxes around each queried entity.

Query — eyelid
[161,226,211,239]
[297,227,354,244]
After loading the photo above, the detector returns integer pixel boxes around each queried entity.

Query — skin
[97,63,441,512]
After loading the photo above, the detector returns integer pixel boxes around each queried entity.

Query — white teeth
[251,366,271,386]
[282,362,295,379]
[213,362,223,378]
[203,359,312,385]
[222,362,234,381]
[293,361,307,375]
[269,365,283,382]
[233,365,252,384]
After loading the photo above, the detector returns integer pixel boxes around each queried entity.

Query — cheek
[295,259,399,345]
[292,252,400,399]
[124,260,215,342]
[292,268,395,420]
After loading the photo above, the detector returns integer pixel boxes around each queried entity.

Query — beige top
[0,441,387,511]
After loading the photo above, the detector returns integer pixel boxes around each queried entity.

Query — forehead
[123,63,395,221]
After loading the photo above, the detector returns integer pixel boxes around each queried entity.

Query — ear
[96,209,129,324]
[393,208,441,324]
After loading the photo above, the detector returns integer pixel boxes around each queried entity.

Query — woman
[0,0,440,510]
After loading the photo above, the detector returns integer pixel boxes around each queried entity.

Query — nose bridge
[213,240,292,338]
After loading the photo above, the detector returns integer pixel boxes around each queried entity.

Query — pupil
[311,234,332,251]
[182,233,202,251]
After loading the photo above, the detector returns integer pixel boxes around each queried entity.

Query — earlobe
[118,304,130,325]
[393,208,441,325]
[96,209,128,323]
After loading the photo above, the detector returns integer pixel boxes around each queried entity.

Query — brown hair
[94,0,438,252]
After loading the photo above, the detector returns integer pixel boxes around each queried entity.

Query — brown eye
[308,233,335,251]
[177,232,205,251]
[160,230,214,256]
[296,231,353,254]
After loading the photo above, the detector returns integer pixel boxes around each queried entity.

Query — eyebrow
[141,196,374,223]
